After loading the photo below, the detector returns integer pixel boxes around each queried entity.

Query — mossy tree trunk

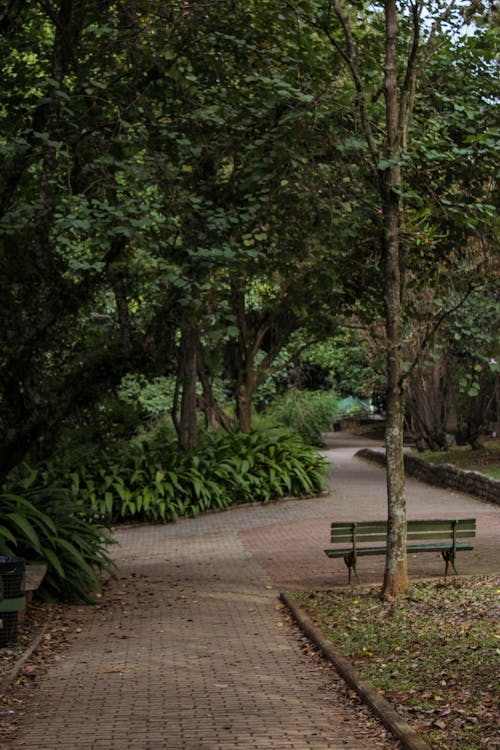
[380,0,408,599]
[174,322,199,451]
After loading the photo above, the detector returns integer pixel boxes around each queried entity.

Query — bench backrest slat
[407,518,476,531]
[330,518,476,544]
[407,530,475,541]
[330,532,389,543]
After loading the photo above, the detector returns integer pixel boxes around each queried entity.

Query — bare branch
[398,0,423,151]
[285,0,380,165]
[400,276,484,386]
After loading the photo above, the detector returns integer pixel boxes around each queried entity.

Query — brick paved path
[8,434,500,750]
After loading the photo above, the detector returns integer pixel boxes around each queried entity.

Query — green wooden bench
[325,518,476,583]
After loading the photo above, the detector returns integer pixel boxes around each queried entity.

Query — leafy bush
[1,430,326,600]
[264,389,338,445]
[0,486,113,602]
[192,429,328,504]
[54,428,328,525]
[118,374,176,418]
[39,395,143,471]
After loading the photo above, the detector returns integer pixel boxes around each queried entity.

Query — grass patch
[415,438,500,480]
[293,576,499,750]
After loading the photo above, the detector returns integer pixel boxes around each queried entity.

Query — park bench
[325,518,476,583]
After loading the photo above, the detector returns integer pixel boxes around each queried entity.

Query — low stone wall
[356,449,500,506]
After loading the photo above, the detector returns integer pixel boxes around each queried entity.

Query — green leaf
[54,538,99,581]
[6,513,42,552]
[377,157,401,171]
[41,547,66,579]
[0,525,17,546]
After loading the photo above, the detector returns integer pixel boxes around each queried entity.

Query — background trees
[0,0,167,479]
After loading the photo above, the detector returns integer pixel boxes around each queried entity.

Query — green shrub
[43,428,328,525]
[192,428,328,503]
[2,430,327,597]
[118,374,176,418]
[0,486,113,602]
[264,389,338,445]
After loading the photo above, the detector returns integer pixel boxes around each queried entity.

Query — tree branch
[330,0,380,165]
[401,277,484,386]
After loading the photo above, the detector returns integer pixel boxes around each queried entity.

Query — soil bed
[293,575,499,750]
[0,601,83,746]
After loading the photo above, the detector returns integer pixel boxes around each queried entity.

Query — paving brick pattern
[8,434,500,749]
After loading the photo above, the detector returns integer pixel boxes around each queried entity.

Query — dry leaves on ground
[294,575,500,750]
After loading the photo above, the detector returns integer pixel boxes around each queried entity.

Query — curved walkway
[7,434,500,750]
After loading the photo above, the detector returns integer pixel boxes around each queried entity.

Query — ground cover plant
[72,430,326,523]
[294,576,499,750]
[0,489,113,602]
[415,439,500,481]
[68,427,328,524]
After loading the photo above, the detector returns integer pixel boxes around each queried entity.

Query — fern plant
[0,488,113,602]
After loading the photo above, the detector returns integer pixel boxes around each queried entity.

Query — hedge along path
[8,432,500,750]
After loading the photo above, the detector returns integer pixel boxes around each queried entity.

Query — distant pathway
[7,433,499,750]
[250,432,499,589]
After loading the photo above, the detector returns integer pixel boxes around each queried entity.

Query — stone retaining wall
[356,449,500,506]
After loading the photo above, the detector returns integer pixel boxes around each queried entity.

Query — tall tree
[0,0,180,478]
[287,0,498,597]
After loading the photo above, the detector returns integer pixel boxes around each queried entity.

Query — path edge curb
[0,624,47,699]
[280,591,432,750]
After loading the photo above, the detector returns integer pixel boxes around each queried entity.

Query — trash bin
[0,556,26,646]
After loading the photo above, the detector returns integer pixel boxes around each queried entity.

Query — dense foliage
[1,427,327,599]
[264,389,338,446]
[0,1,497,599]
[0,489,112,602]
[53,428,327,524]
[0,1,497,471]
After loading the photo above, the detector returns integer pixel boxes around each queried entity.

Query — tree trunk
[176,323,199,451]
[405,351,450,452]
[198,353,234,431]
[383,361,408,599]
[111,257,133,353]
[236,367,262,433]
[237,384,253,434]
[495,373,500,437]
[381,0,408,600]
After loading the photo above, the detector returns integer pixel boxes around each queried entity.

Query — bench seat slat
[407,542,474,553]
[325,542,474,558]
[325,546,388,558]
[330,519,476,528]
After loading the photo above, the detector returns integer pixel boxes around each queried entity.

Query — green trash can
[0,556,26,646]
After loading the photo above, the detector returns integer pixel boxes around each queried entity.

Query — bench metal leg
[441,549,458,576]
[344,553,360,584]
